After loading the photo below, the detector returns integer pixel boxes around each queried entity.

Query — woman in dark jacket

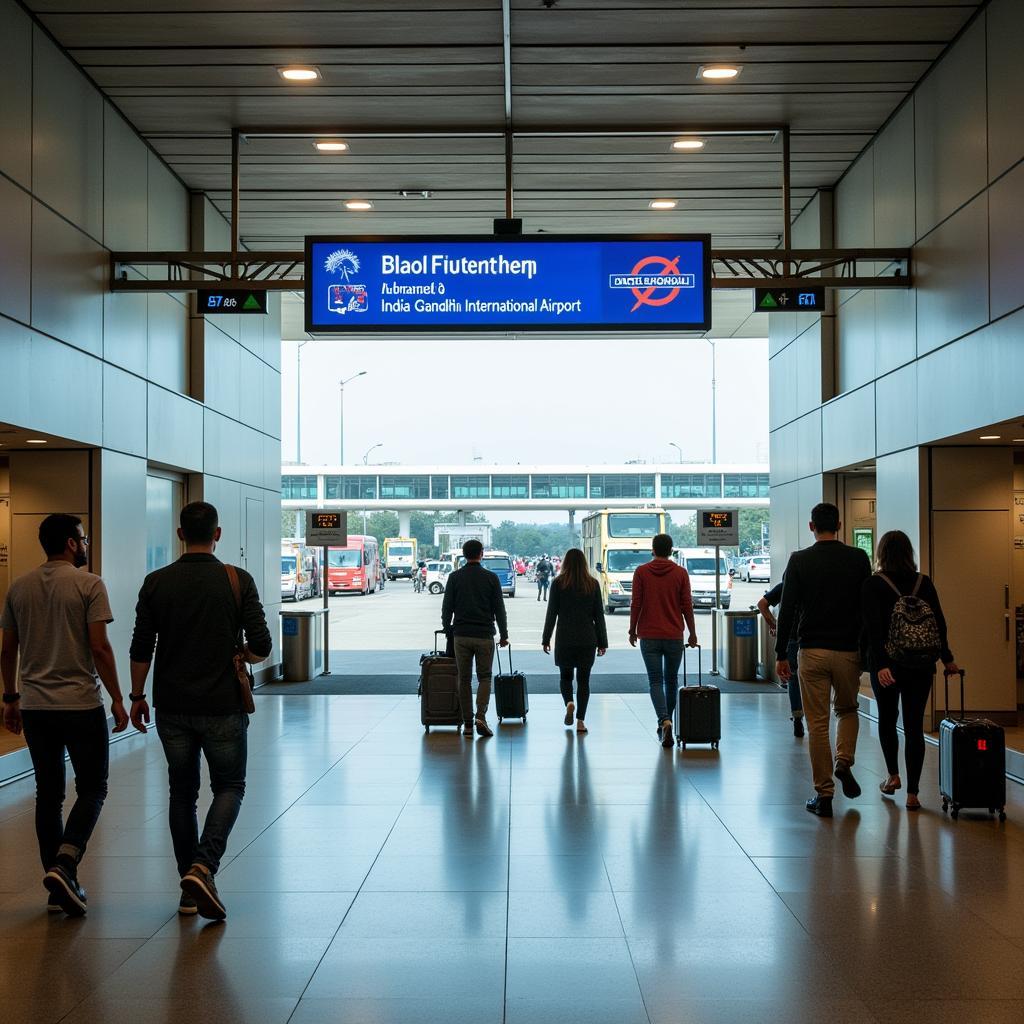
[542,548,608,733]
[862,530,958,810]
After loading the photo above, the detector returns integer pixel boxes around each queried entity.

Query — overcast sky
[281,334,768,521]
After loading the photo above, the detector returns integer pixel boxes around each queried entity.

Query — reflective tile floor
[2,693,1024,1023]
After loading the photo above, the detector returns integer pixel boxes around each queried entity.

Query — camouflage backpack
[878,573,942,669]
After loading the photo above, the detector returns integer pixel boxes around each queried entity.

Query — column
[398,510,412,537]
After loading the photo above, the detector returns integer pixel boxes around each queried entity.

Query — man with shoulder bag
[129,502,272,920]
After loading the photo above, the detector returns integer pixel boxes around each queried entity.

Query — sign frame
[697,510,740,547]
[305,511,348,548]
[304,233,713,334]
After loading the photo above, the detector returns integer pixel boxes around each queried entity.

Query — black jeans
[558,646,596,720]
[21,707,109,871]
[870,667,933,795]
[156,711,248,877]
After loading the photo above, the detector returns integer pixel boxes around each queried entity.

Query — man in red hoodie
[629,533,699,747]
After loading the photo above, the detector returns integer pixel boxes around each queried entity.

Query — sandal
[906,795,921,811]
[879,776,902,796]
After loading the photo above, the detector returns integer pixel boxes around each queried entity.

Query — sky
[281,334,769,522]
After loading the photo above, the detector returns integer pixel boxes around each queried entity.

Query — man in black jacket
[441,539,509,737]
[129,502,272,919]
[775,503,871,818]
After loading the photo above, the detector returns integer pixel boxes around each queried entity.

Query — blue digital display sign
[304,235,711,333]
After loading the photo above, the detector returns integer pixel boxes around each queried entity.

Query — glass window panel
[533,474,586,499]
[431,475,449,499]
[146,476,182,573]
[282,475,318,500]
[380,475,428,499]
[491,475,529,499]
[452,475,490,499]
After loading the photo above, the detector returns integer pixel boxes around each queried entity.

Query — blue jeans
[786,639,803,717]
[156,711,248,877]
[640,638,685,724]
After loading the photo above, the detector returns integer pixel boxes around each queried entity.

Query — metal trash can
[758,614,779,683]
[716,609,758,681]
[279,609,326,682]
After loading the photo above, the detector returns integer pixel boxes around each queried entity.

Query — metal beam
[501,0,514,220]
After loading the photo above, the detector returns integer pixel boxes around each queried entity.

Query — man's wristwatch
[129,693,146,702]
[2,693,21,704]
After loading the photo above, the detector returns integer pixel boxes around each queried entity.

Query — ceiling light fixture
[278,66,320,82]
[314,140,348,152]
[649,199,677,210]
[698,65,741,81]
[671,138,705,151]
[345,200,373,211]
[1013,439,1024,443]
[979,435,1001,440]
[26,439,47,444]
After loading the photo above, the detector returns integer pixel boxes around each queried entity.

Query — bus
[383,536,418,580]
[581,508,668,614]
[455,549,517,597]
[281,542,317,602]
[327,534,380,595]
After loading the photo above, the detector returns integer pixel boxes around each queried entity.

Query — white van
[674,548,732,610]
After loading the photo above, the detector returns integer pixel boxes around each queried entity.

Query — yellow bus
[581,507,668,615]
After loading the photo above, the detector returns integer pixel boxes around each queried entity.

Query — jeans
[156,711,248,877]
[871,666,933,795]
[798,648,862,797]
[537,578,549,600]
[785,639,803,717]
[558,645,596,720]
[453,636,494,723]
[640,638,685,724]
[21,707,109,871]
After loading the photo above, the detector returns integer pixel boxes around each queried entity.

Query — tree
[739,509,771,554]
[281,510,298,538]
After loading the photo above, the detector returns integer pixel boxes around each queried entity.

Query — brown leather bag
[224,564,256,714]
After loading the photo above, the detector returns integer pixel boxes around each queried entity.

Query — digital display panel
[703,511,734,530]
[305,235,711,333]
[754,287,825,312]
[197,288,268,315]
[312,513,343,530]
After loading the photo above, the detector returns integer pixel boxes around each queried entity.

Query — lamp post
[296,340,309,463]
[668,441,684,464]
[362,443,383,534]
[338,371,368,464]
[704,338,718,464]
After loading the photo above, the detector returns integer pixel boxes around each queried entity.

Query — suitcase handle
[434,629,448,656]
[943,667,965,721]
[682,644,702,688]
[495,640,513,675]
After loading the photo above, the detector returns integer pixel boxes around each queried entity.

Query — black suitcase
[494,644,528,723]
[675,645,721,749]
[418,630,462,732]
[939,670,1006,821]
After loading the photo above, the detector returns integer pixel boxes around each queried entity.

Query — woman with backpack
[541,548,607,733]
[862,530,958,810]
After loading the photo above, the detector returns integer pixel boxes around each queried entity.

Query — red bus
[326,534,381,595]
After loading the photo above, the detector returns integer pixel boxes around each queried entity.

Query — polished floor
[2,693,1024,1023]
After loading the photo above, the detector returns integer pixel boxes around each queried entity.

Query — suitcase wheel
[941,799,948,814]
[999,810,1007,822]
[951,806,959,820]
[712,741,720,750]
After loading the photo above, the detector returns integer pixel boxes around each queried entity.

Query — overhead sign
[305,235,711,333]
[697,510,739,547]
[754,287,824,312]
[305,511,347,547]
[197,288,268,315]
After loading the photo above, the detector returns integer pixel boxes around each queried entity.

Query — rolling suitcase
[939,669,1006,821]
[494,644,528,723]
[675,645,721,749]
[418,630,462,732]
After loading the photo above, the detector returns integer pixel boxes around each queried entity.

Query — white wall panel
[836,149,874,247]
[102,364,146,458]
[914,17,988,238]
[836,291,875,393]
[796,409,823,481]
[202,476,242,565]
[103,290,148,376]
[147,385,203,472]
[147,152,188,251]
[31,30,102,240]
[240,348,264,430]
[239,314,263,360]
[203,326,242,421]
[103,105,148,252]
[0,317,32,428]
[988,159,1024,321]
[794,324,824,419]
[822,384,875,470]
[987,0,1024,181]
[263,435,281,492]
[0,173,31,324]
[264,294,282,371]
[27,333,102,445]
[874,287,917,375]
[768,310,798,358]
[875,363,918,457]
[915,194,989,355]
[147,294,188,393]
[768,480,799,584]
[262,362,282,441]
[768,342,797,432]
[0,0,32,188]
[875,448,927,559]
[873,101,916,248]
[932,447,1012,511]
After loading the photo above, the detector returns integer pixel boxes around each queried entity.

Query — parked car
[742,556,771,582]
[424,560,451,595]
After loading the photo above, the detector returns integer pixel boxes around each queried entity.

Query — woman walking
[542,549,607,733]
[862,530,958,810]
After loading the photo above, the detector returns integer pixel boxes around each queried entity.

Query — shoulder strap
[911,573,924,597]
[876,572,903,598]
[224,563,242,609]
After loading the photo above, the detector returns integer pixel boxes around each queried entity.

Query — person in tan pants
[774,503,872,817]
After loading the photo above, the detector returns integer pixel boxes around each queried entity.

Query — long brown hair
[876,530,917,575]
[555,548,597,593]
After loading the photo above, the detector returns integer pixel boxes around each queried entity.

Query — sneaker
[806,795,833,817]
[475,715,494,738]
[180,866,227,921]
[43,865,87,917]
[564,702,574,726]
[792,717,804,739]
[462,722,475,738]
[178,893,199,916]
[46,898,63,914]
[660,720,674,748]
[835,762,862,799]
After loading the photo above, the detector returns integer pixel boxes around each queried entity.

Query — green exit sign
[754,287,825,312]
[197,288,268,315]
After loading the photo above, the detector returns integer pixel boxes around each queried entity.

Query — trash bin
[716,609,758,681]
[279,609,326,682]
[758,614,779,683]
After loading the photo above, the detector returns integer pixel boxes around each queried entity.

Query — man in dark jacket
[129,502,272,919]
[775,502,872,818]
[441,539,509,738]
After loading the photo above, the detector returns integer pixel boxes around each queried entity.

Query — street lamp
[338,370,368,464]
[362,443,383,535]
[703,338,718,464]
[668,441,684,464]
[296,340,310,462]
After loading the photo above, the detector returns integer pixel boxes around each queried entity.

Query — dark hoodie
[629,558,694,640]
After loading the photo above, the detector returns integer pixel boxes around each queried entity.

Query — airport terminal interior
[2,0,1024,1021]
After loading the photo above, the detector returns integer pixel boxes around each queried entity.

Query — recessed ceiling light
[345,200,373,211]
[698,65,741,81]
[314,140,348,152]
[1013,439,1024,443]
[26,439,47,444]
[649,199,677,210]
[979,435,1001,440]
[671,138,705,151]
[278,66,320,82]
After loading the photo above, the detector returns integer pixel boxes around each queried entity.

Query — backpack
[878,573,942,669]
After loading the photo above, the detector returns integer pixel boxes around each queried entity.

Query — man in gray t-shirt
[0,514,131,917]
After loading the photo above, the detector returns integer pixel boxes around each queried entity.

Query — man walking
[629,533,699,747]
[129,502,272,920]
[0,514,131,916]
[775,502,872,818]
[441,538,509,738]
[536,554,553,601]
